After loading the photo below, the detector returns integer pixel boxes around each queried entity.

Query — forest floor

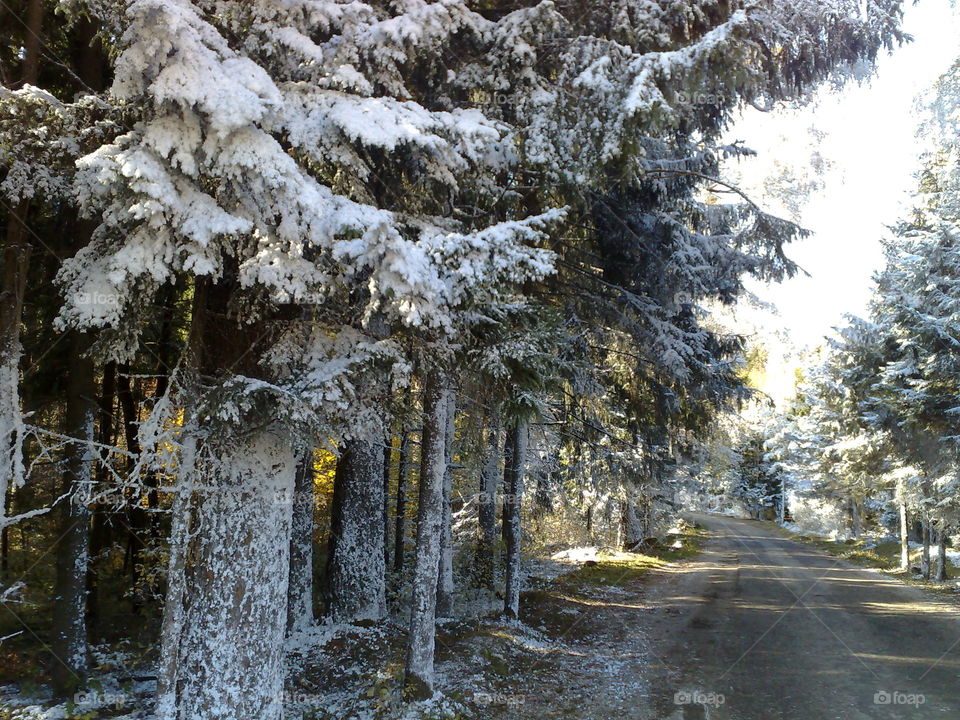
[287,525,707,720]
[0,527,706,720]
[10,515,960,719]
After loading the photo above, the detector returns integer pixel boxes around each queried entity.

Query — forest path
[639,513,960,719]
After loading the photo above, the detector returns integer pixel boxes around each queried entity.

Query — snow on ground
[0,544,661,720]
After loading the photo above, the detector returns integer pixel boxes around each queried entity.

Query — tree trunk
[0,0,45,533]
[921,508,931,580]
[404,370,450,699]
[50,333,96,693]
[619,499,642,552]
[899,500,909,572]
[325,432,386,622]
[936,524,948,582]
[502,419,528,620]
[156,431,296,720]
[392,430,411,574]
[287,450,315,633]
[382,434,393,573]
[0,204,29,520]
[435,391,456,618]
[850,498,861,540]
[476,406,500,590]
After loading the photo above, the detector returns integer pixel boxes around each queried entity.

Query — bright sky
[728,0,960,351]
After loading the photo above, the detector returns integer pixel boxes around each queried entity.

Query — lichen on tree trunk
[436,390,456,618]
[156,431,296,720]
[287,450,315,633]
[476,406,500,589]
[404,370,450,699]
[325,432,387,622]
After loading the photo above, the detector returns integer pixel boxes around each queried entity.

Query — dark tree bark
[921,507,931,580]
[50,333,96,694]
[476,406,500,589]
[404,370,450,699]
[325,432,387,621]
[86,360,116,629]
[0,0,44,537]
[392,430,411,574]
[436,390,456,618]
[502,419,528,620]
[382,434,393,572]
[287,450,315,632]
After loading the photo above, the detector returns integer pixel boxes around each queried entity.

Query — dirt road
[640,513,960,719]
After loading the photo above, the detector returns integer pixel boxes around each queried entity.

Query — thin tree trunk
[50,333,96,693]
[325,432,386,622]
[0,0,45,526]
[86,360,116,629]
[116,363,148,605]
[404,370,450,699]
[436,391,456,618]
[19,0,43,87]
[921,508,931,580]
[851,498,861,540]
[476,406,500,590]
[392,430,410,574]
[156,432,297,720]
[501,427,515,550]
[382,434,393,572]
[502,419,528,620]
[287,450,315,633]
[936,523,949,582]
[619,499,642,552]
[0,206,29,522]
[899,500,909,572]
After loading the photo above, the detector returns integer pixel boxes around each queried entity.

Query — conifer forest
[4,1,960,719]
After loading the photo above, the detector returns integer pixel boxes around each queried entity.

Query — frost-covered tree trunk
[476,406,500,589]
[392,430,411,575]
[921,508,931,579]
[936,524,948,582]
[619,499,643,552]
[325,432,386,622]
[503,419,528,621]
[436,391,456,618]
[156,432,296,720]
[0,0,43,522]
[50,334,95,693]
[382,435,393,572]
[404,370,450,699]
[899,500,910,571]
[287,450,315,633]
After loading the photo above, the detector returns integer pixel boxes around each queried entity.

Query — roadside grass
[552,524,708,592]
[772,525,960,599]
